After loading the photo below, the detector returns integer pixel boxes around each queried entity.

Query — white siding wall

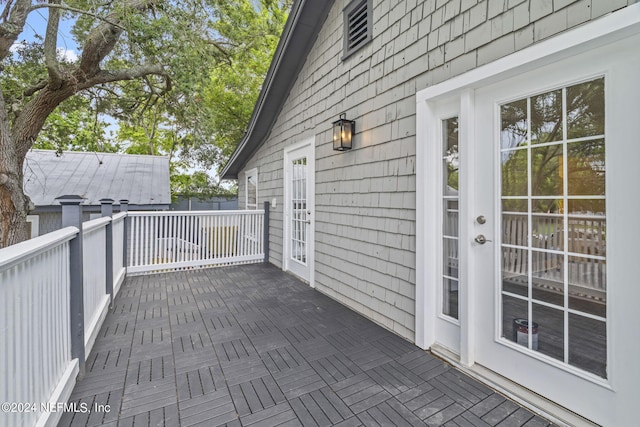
[238,0,635,342]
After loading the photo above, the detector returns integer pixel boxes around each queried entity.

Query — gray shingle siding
[237,0,635,342]
[35,212,97,236]
[37,212,63,236]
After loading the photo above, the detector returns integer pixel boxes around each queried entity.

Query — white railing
[0,208,267,426]
[82,217,111,357]
[112,212,126,295]
[502,214,606,298]
[127,210,265,274]
[0,228,78,427]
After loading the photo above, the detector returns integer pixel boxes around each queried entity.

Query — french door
[418,25,640,426]
[283,140,315,284]
[472,59,616,426]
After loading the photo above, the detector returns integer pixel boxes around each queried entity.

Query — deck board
[59,264,555,426]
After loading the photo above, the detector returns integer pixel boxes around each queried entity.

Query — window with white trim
[343,0,372,59]
[245,168,258,210]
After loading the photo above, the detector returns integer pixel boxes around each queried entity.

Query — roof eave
[220,0,334,180]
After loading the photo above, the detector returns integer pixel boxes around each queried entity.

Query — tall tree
[0,0,166,247]
[204,0,290,160]
[0,0,290,248]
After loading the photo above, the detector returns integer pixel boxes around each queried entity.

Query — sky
[13,8,79,62]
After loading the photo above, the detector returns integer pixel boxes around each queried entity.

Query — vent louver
[347,1,368,50]
[343,0,372,58]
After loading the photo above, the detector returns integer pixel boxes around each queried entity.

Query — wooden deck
[60,264,554,426]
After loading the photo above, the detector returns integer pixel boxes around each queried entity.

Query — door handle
[475,234,492,244]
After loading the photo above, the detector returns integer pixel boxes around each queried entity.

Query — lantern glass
[332,116,354,151]
[333,121,342,150]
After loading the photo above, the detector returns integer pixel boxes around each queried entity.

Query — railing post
[56,195,85,375]
[101,199,114,306]
[263,201,270,263]
[120,199,129,268]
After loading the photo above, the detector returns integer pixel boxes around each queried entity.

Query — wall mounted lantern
[332,113,355,151]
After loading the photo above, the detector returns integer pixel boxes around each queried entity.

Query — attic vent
[343,0,372,59]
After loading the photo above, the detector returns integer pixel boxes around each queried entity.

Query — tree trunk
[0,145,30,248]
[0,184,29,248]
[0,86,73,249]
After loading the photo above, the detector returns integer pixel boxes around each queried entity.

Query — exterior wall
[36,212,98,236]
[238,0,636,342]
[237,174,248,210]
[37,212,63,236]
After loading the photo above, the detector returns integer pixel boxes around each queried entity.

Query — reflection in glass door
[442,117,460,320]
[500,77,607,377]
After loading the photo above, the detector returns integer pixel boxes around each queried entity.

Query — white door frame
[283,137,315,286]
[416,5,640,426]
[418,97,474,359]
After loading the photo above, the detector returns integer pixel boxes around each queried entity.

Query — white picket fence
[127,210,265,274]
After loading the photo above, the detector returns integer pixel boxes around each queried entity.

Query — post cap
[56,195,84,205]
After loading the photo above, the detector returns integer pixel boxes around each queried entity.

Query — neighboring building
[24,149,170,236]
[221,1,640,425]
[170,195,238,211]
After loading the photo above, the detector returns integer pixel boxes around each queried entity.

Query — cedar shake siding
[232,0,635,342]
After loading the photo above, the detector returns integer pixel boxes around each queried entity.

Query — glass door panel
[291,157,308,265]
[442,117,460,320]
[499,77,607,378]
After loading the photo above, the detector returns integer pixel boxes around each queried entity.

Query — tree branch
[13,62,168,161]
[44,0,63,88]
[0,0,31,61]
[78,0,157,76]
[28,3,127,30]
[1,0,15,23]
[80,64,169,89]
[23,80,48,97]
[209,40,233,65]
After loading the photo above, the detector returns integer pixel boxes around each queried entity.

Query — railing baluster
[224,214,229,259]
[136,216,142,268]
[238,213,241,258]
[179,215,185,264]
[152,216,157,265]
[220,214,224,259]
[130,216,135,268]
[186,215,191,263]
[217,214,221,260]
[190,215,195,262]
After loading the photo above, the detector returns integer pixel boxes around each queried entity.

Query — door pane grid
[291,157,307,265]
[500,77,607,378]
[442,117,459,320]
